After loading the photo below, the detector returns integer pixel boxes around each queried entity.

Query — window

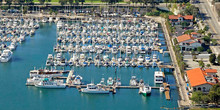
[203,87,206,92]
[193,88,196,91]
[198,87,201,91]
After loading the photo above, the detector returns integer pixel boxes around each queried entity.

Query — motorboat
[0,49,13,62]
[8,42,17,51]
[139,84,151,96]
[72,75,83,85]
[57,20,64,29]
[115,78,121,86]
[35,78,66,89]
[107,77,114,86]
[160,84,165,92]
[154,71,164,84]
[29,68,67,77]
[81,83,109,94]
[129,76,139,86]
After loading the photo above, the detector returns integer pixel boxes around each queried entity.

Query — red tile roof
[169,15,179,19]
[205,69,217,73]
[191,32,198,35]
[189,41,197,44]
[186,68,217,87]
[186,68,210,87]
[169,14,193,20]
[176,34,192,43]
[183,15,194,20]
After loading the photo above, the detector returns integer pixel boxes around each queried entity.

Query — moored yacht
[0,49,13,62]
[35,78,66,89]
[81,83,109,94]
[129,76,139,86]
[107,77,113,86]
[72,75,83,85]
[139,84,151,96]
[154,71,164,84]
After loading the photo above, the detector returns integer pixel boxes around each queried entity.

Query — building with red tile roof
[176,34,201,51]
[186,68,218,92]
[169,14,194,26]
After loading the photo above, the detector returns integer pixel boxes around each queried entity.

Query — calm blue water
[0,23,179,110]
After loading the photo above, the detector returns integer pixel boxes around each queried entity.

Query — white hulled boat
[0,49,13,62]
[154,71,164,84]
[81,83,109,94]
[35,78,66,89]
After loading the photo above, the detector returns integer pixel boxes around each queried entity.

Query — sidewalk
[160,18,191,107]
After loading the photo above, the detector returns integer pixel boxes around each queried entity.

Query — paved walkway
[160,18,190,107]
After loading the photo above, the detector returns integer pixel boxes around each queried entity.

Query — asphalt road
[197,0,220,39]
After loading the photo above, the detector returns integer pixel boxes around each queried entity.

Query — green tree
[204,25,209,31]
[26,0,34,5]
[46,0,51,6]
[59,0,67,6]
[209,91,219,104]
[198,60,205,68]
[211,39,218,46]
[217,54,220,65]
[206,64,211,68]
[207,50,212,55]
[203,36,211,44]
[69,0,73,5]
[209,54,216,64]
[79,0,85,5]
[6,0,13,8]
[208,33,212,37]
[38,0,45,5]
[201,95,210,104]
[197,47,204,52]
[14,0,25,5]
[191,91,203,104]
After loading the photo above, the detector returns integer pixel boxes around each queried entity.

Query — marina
[0,16,179,109]
[0,17,40,62]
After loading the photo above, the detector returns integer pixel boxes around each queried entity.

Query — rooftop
[205,69,217,73]
[169,14,193,20]
[176,34,192,43]
[186,68,217,87]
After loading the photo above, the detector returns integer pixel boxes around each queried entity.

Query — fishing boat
[35,78,66,89]
[29,68,67,77]
[72,75,83,85]
[26,76,47,86]
[154,71,164,84]
[81,83,109,94]
[160,84,165,92]
[139,84,151,96]
[46,54,54,66]
[0,49,13,62]
[115,78,121,86]
[129,76,139,86]
[8,42,17,51]
[57,20,64,29]
[107,77,114,86]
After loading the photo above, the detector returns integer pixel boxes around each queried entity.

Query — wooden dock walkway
[66,70,74,84]
[163,82,170,100]
[66,84,160,89]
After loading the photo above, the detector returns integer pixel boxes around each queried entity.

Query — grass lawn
[33,0,59,2]
[33,0,125,3]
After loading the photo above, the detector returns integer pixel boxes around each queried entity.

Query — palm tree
[38,0,46,5]
[46,0,51,6]
[59,0,67,6]
[6,0,13,8]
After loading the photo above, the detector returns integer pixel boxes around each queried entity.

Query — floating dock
[163,82,170,100]
[66,84,160,89]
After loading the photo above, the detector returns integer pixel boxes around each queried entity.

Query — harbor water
[0,23,179,110]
